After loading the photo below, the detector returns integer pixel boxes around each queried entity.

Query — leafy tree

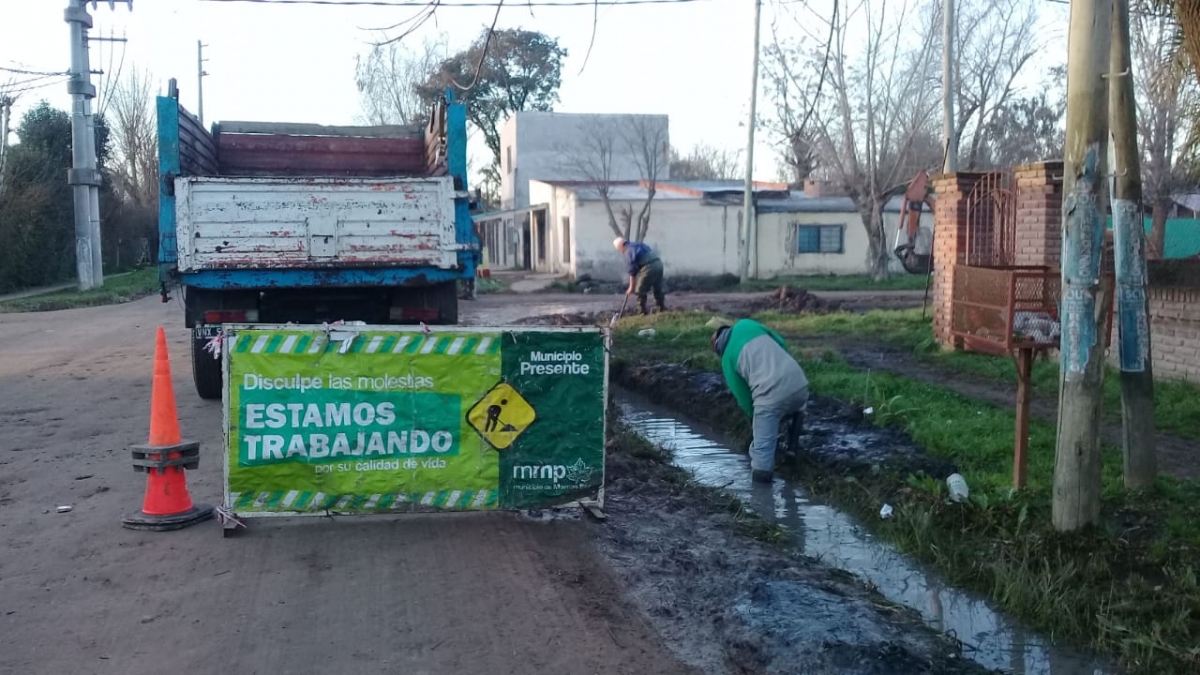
[0,101,110,291]
[414,28,568,169]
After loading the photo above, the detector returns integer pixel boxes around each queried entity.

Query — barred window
[796,224,844,254]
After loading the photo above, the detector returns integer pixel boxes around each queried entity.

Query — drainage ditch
[615,389,1116,675]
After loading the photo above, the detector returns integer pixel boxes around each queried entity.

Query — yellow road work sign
[467,382,537,450]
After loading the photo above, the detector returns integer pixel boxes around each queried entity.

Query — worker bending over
[613,237,666,315]
[711,319,808,483]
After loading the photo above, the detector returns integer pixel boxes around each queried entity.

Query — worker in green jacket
[711,318,809,483]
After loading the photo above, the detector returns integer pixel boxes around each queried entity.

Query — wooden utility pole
[0,94,11,200]
[1054,0,1114,532]
[1108,0,1157,489]
[942,0,958,173]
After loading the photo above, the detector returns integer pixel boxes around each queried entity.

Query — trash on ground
[879,503,894,519]
[637,328,657,338]
[946,473,970,503]
[56,505,73,513]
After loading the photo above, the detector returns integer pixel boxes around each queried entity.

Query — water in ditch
[615,391,1116,675]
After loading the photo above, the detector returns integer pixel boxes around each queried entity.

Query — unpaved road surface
[0,289,961,675]
[0,296,695,675]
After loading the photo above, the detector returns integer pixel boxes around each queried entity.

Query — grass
[611,311,1200,674]
[473,276,510,295]
[724,307,1200,443]
[0,268,160,313]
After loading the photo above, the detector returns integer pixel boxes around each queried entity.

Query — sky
[1,0,1069,183]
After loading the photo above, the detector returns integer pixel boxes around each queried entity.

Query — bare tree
[104,67,157,207]
[950,0,1046,169]
[562,116,668,241]
[669,144,742,181]
[764,0,943,280]
[355,37,447,126]
[1133,2,1199,259]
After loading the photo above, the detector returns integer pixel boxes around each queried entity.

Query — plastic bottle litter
[946,473,970,503]
[637,329,657,338]
[56,505,73,513]
[879,504,894,520]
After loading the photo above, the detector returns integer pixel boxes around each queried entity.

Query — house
[499,111,671,210]
[470,112,671,272]
[520,178,932,281]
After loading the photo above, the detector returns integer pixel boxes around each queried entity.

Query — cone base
[122,503,214,532]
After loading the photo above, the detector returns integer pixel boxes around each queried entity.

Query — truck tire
[437,281,459,325]
[192,336,223,401]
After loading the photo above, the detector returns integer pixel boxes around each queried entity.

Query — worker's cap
[710,324,732,354]
[612,237,626,251]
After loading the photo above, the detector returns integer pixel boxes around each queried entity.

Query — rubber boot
[751,469,774,484]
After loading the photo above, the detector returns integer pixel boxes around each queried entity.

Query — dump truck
[155,79,478,400]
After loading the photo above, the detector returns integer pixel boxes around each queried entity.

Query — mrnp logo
[512,458,595,486]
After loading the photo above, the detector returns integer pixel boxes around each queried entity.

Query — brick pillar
[1013,161,1063,268]
[932,172,986,348]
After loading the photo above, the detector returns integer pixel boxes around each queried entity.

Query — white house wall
[753,211,934,277]
[528,180,579,276]
[570,198,740,281]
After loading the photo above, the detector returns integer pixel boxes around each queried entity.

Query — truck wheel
[437,281,459,325]
[191,337,223,400]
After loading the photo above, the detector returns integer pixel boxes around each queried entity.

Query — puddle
[616,390,1117,675]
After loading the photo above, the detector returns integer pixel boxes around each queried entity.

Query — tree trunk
[1109,0,1157,490]
[861,201,890,281]
[1149,198,1167,260]
[1054,0,1113,532]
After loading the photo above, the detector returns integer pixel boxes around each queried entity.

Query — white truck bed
[174,176,459,272]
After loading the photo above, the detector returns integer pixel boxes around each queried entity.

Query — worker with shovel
[613,237,666,315]
[711,318,808,483]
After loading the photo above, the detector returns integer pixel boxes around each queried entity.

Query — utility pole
[0,94,12,200]
[1054,0,1114,532]
[197,40,209,127]
[942,0,957,173]
[66,0,103,290]
[740,0,762,283]
[1108,0,1157,489]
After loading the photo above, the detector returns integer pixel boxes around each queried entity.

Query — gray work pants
[749,386,809,472]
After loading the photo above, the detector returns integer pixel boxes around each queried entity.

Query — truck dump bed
[157,91,472,288]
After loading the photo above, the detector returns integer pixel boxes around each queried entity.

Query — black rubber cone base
[122,503,214,532]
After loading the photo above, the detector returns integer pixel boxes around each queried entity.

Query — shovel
[605,294,631,350]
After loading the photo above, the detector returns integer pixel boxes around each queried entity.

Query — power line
[0,66,70,77]
[199,0,706,7]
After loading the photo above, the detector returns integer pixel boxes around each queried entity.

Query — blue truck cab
[156,80,478,399]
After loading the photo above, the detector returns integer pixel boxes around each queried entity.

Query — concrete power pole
[740,0,763,283]
[1053,0,1114,532]
[1108,0,1157,489]
[66,0,104,290]
[942,0,957,173]
[198,40,209,127]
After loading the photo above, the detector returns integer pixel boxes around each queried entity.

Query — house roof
[536,179,909,213]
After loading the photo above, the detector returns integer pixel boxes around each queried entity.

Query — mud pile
[597,408,991,675]
[610,361,958,479]
[742,286,842,314]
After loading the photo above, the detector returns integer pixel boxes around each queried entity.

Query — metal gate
[964,171,1017,268]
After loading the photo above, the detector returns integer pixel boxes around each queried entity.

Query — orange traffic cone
[122,327,214,531]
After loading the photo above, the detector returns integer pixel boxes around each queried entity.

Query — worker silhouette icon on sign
[485,399,519,433]
[468,383,538,450]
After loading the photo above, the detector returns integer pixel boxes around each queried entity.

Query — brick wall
[1146,286,1200,383]
[1013,161,1063,268]
[932,172,986,347]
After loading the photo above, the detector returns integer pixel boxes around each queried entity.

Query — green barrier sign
[222,326,607,515]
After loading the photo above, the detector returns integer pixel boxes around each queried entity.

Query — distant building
[499,112,671,210]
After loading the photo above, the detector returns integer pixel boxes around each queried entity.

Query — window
[561,217,572,263]
[506,146,513,174]
[796,224,844,254]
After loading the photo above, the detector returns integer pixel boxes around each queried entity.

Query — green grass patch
[611,311,1200,674]
[0,268,160,313]
[731,273,932,293]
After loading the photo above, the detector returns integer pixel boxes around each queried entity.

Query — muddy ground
[598,415,992,675]
[0,290,981,675]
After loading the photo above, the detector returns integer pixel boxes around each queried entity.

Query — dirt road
[0,289,972,675]
[0,296,695,675]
